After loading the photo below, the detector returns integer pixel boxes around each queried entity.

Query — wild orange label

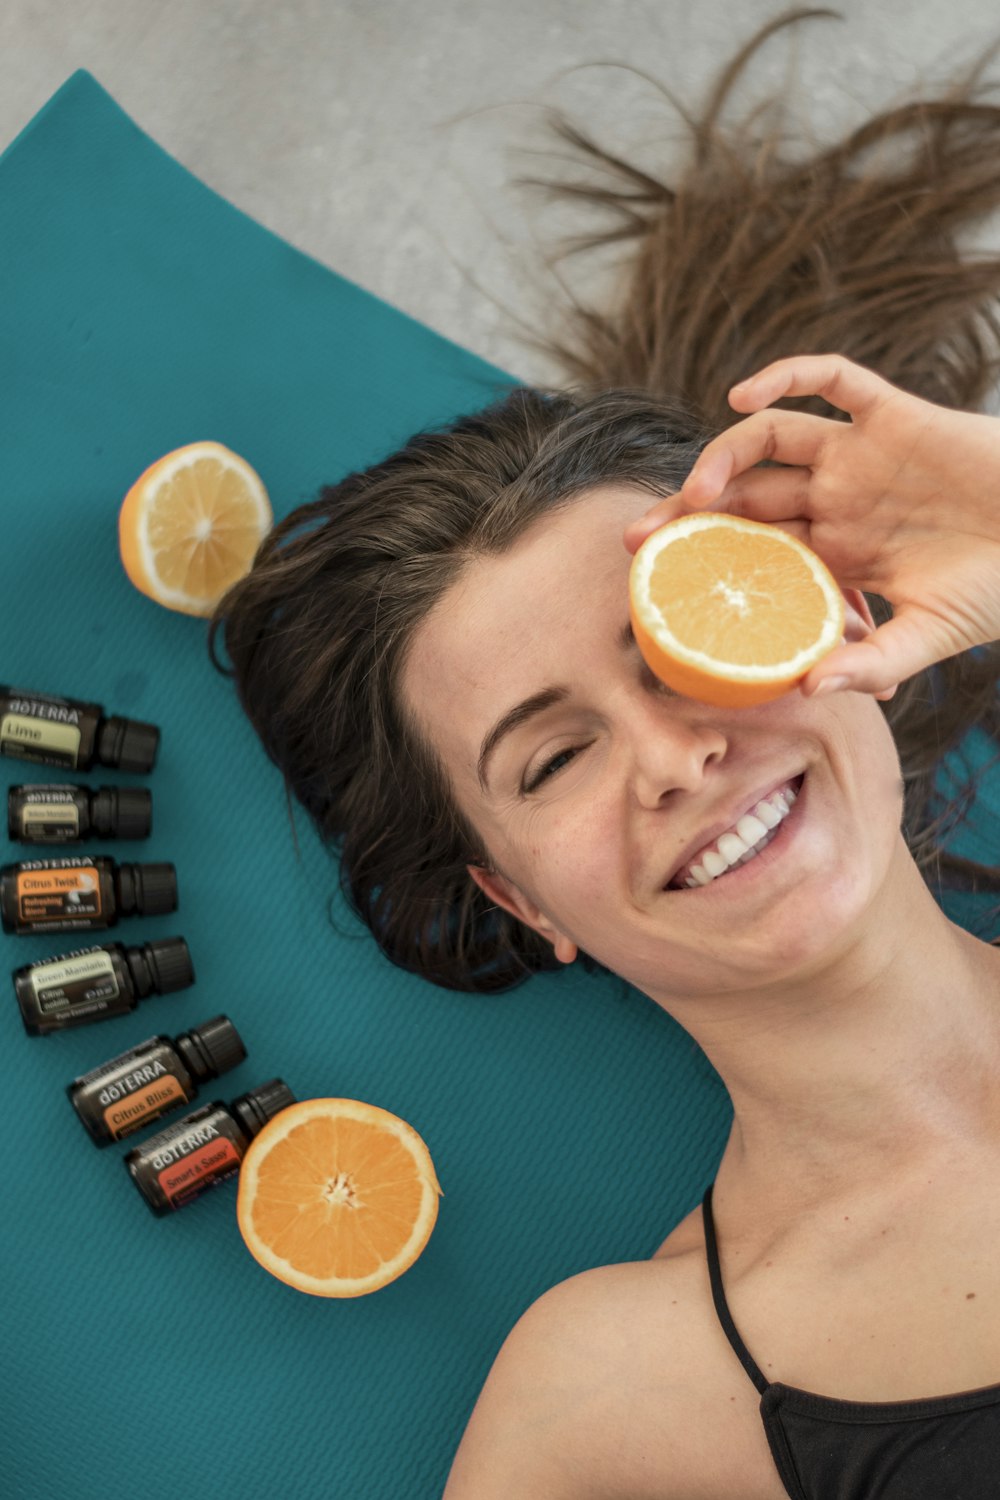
[106,1075,187,1140]
[159,1138,242,1205]
[16,864,101,923]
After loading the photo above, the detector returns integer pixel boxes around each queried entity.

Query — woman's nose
[625,671,728,807]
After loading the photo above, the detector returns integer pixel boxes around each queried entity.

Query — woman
[211,13,1000,1497]
[410,352,1000,1500]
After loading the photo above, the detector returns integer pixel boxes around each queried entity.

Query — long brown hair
[211,7,1000,992]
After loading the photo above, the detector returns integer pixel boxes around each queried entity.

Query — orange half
[629,513,845,707]
[118,441,272,616]
[236,1098,444,1298]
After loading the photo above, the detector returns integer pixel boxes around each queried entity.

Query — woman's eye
[523,746,581,793]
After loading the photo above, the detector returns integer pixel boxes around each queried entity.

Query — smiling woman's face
[401,485,906,1004]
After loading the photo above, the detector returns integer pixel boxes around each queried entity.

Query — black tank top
[700,933,1000,1499]
[701,1180,1000,1498]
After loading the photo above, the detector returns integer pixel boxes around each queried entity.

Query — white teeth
[755,799,783,831]
[716,831,749,865]
[676,779,800,889]
[735,812,770,845]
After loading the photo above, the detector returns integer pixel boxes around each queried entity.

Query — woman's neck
[668,850,1000,1222]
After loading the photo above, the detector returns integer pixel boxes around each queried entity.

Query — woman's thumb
[802,613,939,700]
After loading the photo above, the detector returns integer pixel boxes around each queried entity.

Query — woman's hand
[624,354,1000,699]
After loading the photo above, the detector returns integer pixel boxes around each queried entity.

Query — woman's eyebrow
[476,618,636,792]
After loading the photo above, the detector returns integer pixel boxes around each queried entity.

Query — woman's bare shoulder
[524,1224,779,1494]
[441,1253,703,1500]
[443,1218,777,1500]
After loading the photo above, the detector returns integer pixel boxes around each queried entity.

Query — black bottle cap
[176,1015,247,1082]
[97,716,160,774]
[143,936,195,994]
[132,862,177,917]
[94,787,152,839]
[231,1079,296,1139]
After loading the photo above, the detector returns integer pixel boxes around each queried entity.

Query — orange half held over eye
[628,513,845,707]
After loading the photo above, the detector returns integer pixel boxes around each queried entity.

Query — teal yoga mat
[0,70,996,1500]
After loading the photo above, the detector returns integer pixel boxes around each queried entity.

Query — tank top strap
[701,1182,770,1396]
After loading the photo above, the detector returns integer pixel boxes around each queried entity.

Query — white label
[31,950,119,1013]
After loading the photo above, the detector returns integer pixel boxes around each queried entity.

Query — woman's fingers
[702,464,814,522]
[800,605,954,700]
[677,409,841,510]
[623,479,814,554]
[622,414,833,554]
[627,357,916,551]
[727,352,907,420]
[623,501,683,554]
[624,466,814,552]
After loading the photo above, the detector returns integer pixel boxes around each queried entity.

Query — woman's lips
[663,772,806,891]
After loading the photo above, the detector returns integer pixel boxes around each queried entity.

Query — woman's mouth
[664,772,807,895]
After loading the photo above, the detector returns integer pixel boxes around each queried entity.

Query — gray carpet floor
[4,1,1000,386]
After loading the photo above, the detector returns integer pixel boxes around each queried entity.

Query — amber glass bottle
[125,1080,296,1215]
[8,784,152,844]
[13,936,195,1035]
[0,854,176,934]
[0,685,159,771]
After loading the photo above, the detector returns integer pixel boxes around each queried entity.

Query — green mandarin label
[31,950,118,1013]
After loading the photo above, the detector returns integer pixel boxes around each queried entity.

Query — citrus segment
[236,1098,444,1298]
[629,513,845,707]
[118,441,272,616]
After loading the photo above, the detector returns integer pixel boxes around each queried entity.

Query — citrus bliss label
[106,1072,187,1141]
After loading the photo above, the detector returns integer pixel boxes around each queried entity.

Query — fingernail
[812,676,850,697]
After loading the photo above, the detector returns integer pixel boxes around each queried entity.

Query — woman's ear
[466,864,579,964]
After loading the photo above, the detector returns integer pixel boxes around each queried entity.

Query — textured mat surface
[0,70,995,1500]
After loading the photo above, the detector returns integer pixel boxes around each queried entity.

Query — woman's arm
[442,1275,611,1500]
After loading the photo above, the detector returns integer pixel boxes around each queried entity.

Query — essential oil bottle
[8,784,152,844]
[13,935,194,1036]
[0,685,159,773]
[0,855,177,935]
[125,1079,296,1216]
[68,1015,248,1147]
